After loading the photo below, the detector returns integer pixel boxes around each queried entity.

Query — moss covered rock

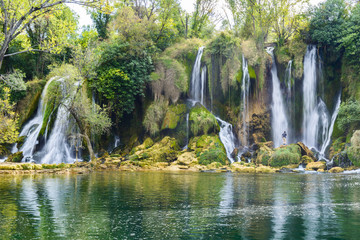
[188,135,227,165]
[255,143,274,165]
[161,104,186,130]
[329,167,344,173]
[301,155,314,164]
[177,152,198,165]
[129,136,180,163]
[305,161,326,171]
[347,130,360,167]
[269,144,302,167]
[143,138,154,149]
[189,104,219,137]
[297,142,316,160]
[6,152,23,163]
[329,137,346,159]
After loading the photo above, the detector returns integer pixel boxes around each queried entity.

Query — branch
[4,49,50,57]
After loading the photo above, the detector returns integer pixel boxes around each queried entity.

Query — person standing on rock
[282,131,287,145]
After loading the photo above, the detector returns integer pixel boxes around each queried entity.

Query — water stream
[241,55,250,146]
[267,47,289,147]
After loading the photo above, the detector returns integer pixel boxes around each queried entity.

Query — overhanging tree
[0,0,110,69]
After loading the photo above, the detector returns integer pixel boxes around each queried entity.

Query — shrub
[189,105,219,136]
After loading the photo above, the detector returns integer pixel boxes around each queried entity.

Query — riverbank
[0,158,358,174]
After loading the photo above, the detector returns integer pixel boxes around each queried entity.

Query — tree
[90,10,111,39]
[191,0,218,38]
[0,87,18,144]
[339,3,360,65]
[309,0,347,47]
[0,0,110,69]
[272,0,309,46]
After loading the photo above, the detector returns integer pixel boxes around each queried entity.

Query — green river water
[1,171,360,239]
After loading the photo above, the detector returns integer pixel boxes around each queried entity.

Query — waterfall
[302,46,319,148]
[114,136,120,149]
[190,47,205,104]
[320,94,341,156]
[183,113,189,149]
[216,117,238,163]
[241,55,250,146]
[200,66,207,106]
[37,79,75,164]
[285,60,292,100]
[16,77,77,163]
[17,78,56,160]
[267,47,289,147]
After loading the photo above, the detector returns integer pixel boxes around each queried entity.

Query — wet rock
[297,142,316,160]
[269,144,302,167]
[301,155,314,164]
[278,167,294,173]
[231,148,239,159]
[329,167,344,173]
[332,152,352,168]
[177,152,197,165]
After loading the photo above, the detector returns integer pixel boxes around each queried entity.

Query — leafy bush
[143,100,168,136]
[337,100,360,130]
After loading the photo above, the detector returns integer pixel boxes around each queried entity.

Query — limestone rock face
[177,152,197,165]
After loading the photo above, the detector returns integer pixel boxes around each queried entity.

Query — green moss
[255,144,273,166]
[248,65,257,79]
[6,152,23,163]
[189,135,227,165]
[143,138,154,149]
[0,145,10,156]
[189,105,219,136]
[161,104,186,130]
[269,144,301,167]
[347,130,360,167]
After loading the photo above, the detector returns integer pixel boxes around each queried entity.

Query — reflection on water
[1,172,360,239]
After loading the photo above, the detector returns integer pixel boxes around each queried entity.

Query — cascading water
[320,94,341,157]
[285,61,292,97]
[190,47,206,104]
[216,117,238,163]
[241,55,250,146]
[16,78,56,160]
[16,77,77,163]
[267,47,289,147]
[188,47,239,162]
[302,46,319,148]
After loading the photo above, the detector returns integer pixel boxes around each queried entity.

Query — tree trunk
[83,133,96,162]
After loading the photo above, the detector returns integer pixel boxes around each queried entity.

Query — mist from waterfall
[241,55,250,147]
[267,47,289,147]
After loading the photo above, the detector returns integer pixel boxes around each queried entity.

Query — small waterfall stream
[189,47,239,162]
[16,77,77,163]
[267,47,289,147]
[241,55,250,146]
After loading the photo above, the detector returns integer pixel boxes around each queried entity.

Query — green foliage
[94,41,153,120]
[198,148,227,165]
[189,105,219,136]
[347,130,360,167]
[90,11,111,40]
[0,69,27,103]
[189,135,227,165]
[339,4,360,65]
[6,151,23,163]
[150,56,187,103]
[270,144,302,167]
[309,0,346,48]
[337,100,360,130]
[143,100,168,136]
[0,87,19,144]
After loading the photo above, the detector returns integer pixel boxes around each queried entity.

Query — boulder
[332,151,352,168]
[188,135,227,165]
[6,152,23,163]
[301,155,314,164]
[297,142,316,160]
[255,144,274,166]
[305,161,326,171]
[329,167,344,173]
[161,104,186,130]
[177,152,197,165]
[269,144,302,167]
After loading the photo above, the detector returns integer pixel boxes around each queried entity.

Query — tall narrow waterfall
[241,55,250,146]
[285,60,292,100]
[267,47,289,147]
[190,47,206,104]
[320,94,341,156]
[302,46,319,148]
[17,77,76,163]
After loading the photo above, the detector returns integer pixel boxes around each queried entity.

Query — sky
[68,0,325,30]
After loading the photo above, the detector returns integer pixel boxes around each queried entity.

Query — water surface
[1,171,360,239]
